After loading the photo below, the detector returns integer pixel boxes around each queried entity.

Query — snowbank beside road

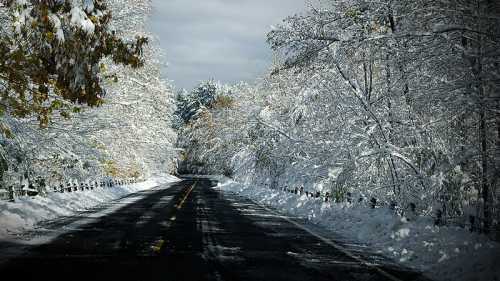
[0,175,179,239]
[219,179,500,281]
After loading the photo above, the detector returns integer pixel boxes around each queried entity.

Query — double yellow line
[170,182,196,221]
[175,182,197,210]
[151,181,197,253]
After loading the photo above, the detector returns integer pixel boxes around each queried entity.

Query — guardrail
[275,185,364,204]
[0,178,141,202]
[273,184,490,234]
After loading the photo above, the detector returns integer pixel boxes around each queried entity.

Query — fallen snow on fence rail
[0,175,179,239]
[218,179,500,281]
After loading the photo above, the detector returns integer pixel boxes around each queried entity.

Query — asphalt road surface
[0,177,429,281]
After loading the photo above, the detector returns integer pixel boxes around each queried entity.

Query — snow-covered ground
[0,175,179,240]
[218,179,500,281]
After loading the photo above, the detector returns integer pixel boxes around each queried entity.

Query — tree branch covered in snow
[0,0,148,127]
[1,0,177,190]
[176,0,500,235]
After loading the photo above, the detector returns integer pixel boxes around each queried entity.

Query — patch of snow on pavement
[218,179,500,281]
[0,175,179,240]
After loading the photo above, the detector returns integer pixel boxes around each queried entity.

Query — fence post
[469,215,476,232]
[39,178,47,196]
[27,182,37,196]
[434,209,443,226]
[390,200,397,211]
[21,183,28,197]
[403,202,417,221]
[8,186,15,201]
[409,202,416,213]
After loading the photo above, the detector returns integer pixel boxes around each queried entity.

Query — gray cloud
[148,0,306,90]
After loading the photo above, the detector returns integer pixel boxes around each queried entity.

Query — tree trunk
[480,105,490,233]
[475,0,491,234]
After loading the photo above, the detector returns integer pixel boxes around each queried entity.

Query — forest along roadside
[216,178,500,281]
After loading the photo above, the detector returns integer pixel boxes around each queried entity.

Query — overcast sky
[148,0,306,90]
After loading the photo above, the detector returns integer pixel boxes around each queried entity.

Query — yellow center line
[151,239,165,253]
[175,182,197,210]
[150,181,197,254]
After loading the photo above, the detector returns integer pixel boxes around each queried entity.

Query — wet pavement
[0,177,429,281]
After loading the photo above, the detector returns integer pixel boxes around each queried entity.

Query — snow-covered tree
[1,0,178,191]
[0,0,147,127]
[176,0,500,234]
